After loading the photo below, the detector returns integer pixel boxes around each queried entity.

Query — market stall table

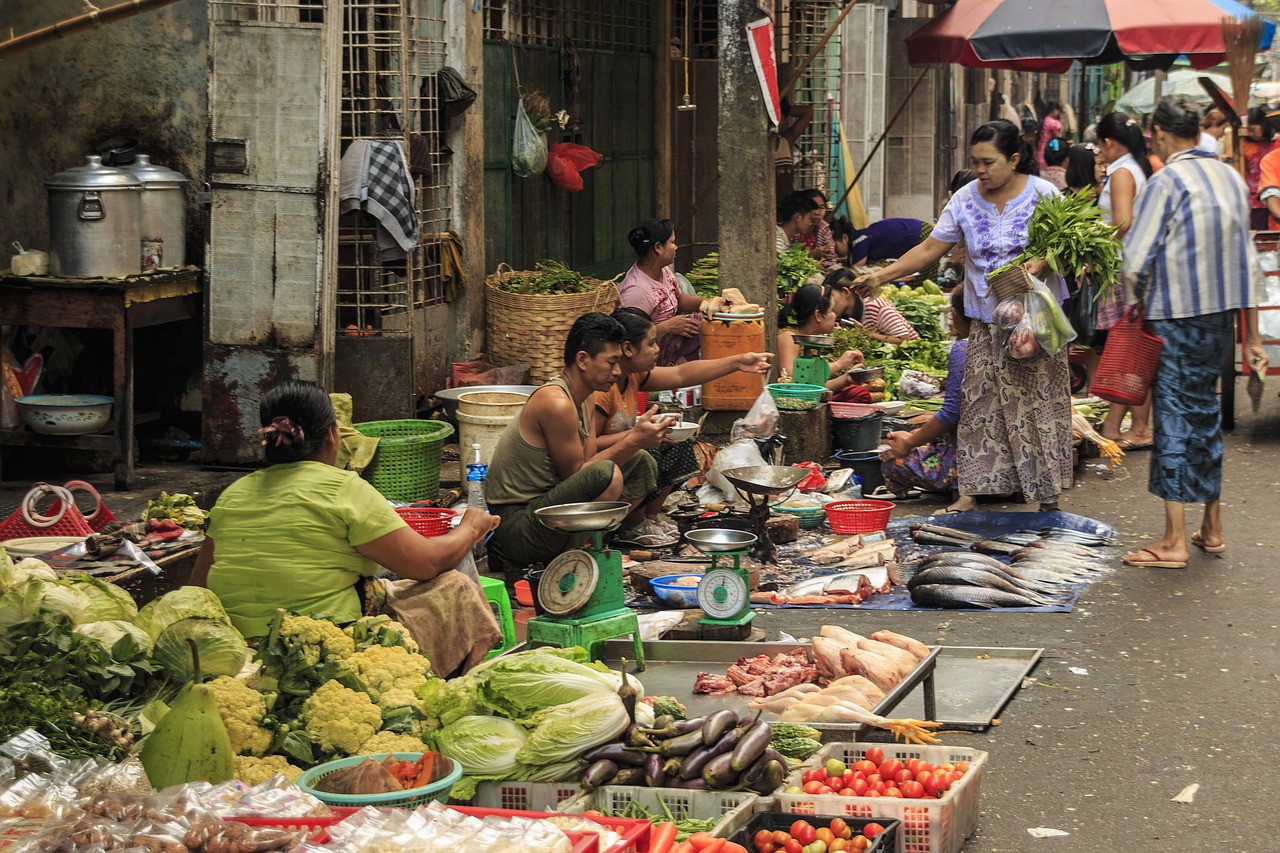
[0,269,202,489]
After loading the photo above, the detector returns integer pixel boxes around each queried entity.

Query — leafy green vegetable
[152,616,248,682]
[777,244,822,304]
[135,586,230,641]
[515,692,630,766]
[145,491,207,530]
[63,577,138,622]
[686,253,720,298]
[650,696,687,720]
[999,188,1121,300]
[434,715,527,776]
[471,648,627,719]
[831,328,952,399]
[880,284,949,342]
[74,620,153,662]
[769,722,823,760]
[492,260,597,295]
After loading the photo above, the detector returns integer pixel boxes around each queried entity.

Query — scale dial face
[697,568,750,620]
[538,549,599,615]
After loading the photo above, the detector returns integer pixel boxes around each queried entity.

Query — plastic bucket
[832,412,883,452]
[700,317,766,411]
[835,449,886,492]
[457,391,529,418]
[457,409,519,482]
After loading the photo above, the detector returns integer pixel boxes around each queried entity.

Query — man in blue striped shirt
[1119,97,1268,570]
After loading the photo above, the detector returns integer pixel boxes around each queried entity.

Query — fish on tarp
[909,522,982,542]
[1037,527,1112,547]
[906,566,1060,604]
[910,583,1052,609]
[911,530,979,547]
[1002,564,1085,586]
[920,551,1010,571]
[970,539,1022,556]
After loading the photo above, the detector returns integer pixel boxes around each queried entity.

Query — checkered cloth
[339,140,419,262]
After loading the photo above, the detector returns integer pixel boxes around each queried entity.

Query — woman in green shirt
[192,380,500,674]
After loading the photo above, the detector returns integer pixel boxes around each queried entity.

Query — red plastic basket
[0,483,94,541]
[1092,307,1164,406]
[396,506,457,538]
[48,480,117,532]
[824,499,895,534]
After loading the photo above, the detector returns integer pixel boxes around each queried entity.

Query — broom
[1223,15,1263,169]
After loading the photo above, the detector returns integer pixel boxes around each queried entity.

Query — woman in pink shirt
[619,219,707,365]
[1036,102,1062,172]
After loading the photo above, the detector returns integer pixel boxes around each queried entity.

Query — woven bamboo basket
[485,266,620,382]
[987,264,1035,301]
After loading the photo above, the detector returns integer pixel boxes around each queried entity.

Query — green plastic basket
[771,502,827,529]
[354,419,454,502]
[767,382,825,411]
[297,751,461,808]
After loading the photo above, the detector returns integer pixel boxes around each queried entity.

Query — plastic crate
[775,743,987,853]
[396,506,457,537]
[355,419,454,502]
[471,779,582,812]
[771,502,827,530]
[559,785,759,840]
[728,813,899,853]
[449,805,649,853]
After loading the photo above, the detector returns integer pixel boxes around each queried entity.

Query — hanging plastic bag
[730,388,779,442]
[698,438,767,506]
[1006,317,1042,359]
[1066,271,1100,348]
[512,100,548,178]
[546,142,602,192]
[1022,275,1076,355]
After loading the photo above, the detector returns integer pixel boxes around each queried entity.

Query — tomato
[938,763,955,772]
[905,758,923,774]
[900,780,925,798]
[869,781,887,794]
[882,786,904,798]
[772,831,791,846]
[803,780,825,795]
[852,759,877,775]
[785,840,804,853]
[829,819,850,841]
[758,845,776,853]
[836,788,853,797]
[790,821,817,846]
[755,830,775,850]
[955,760,970,773]
[915,771,933,788]
[862,823,886,839]
[841,772,857,789]
[862,788,880,797]
[852,778,869,796]
[920,762,938,773]
[849,837,870,852]
[924,774,950,797]
[863,746,885,766]
[946,770,964,786]
[815,829,834,846]
[829,841,847,853]
[865,773,882,787]
[802,769,825,784]
[817,786,834,795]
[893,768,914,784]
[878,759,903,779]
[802,841,827,853]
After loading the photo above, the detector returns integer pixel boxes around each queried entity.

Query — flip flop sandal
[1116,439,1155,451]
[1121,548,1188,569]
[1191,531,1225,554]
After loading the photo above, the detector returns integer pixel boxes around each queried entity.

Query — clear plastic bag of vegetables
[511,100,548,178]
[1022,275,1076,355]
[1005,317,1042,359]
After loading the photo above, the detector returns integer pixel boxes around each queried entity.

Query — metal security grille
[778,0,842,196]
[209,1,325,22]
[337,0,451,338]
[483,0,652,51]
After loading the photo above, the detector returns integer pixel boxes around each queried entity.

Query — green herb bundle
[1002,188,1121,299]
[686,252,720,298]
[777,244,822,303]
[494,259,594,295]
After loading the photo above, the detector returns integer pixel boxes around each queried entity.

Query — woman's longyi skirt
[1148,311,1233,503]
[956,322,1074,503]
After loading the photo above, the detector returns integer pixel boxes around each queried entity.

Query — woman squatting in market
[856,119,1074,512]
[193,380,503,676]
[619,218,706,366]
[1118,97,1268,568]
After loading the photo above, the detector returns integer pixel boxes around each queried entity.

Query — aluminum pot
[123,154,189,269]
[46,155,142,278]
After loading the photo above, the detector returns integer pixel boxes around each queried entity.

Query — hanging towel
[339,139,419,264]
[438,230,466,301]
[329,392,379,474]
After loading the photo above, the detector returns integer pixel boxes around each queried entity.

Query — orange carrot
[671,842,695,853]
[650,822,678,853]
[687,833,719,851]
[699,839,727,853]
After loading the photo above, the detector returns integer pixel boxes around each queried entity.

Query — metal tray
[600,639,939,741]
[885,645,1043,730]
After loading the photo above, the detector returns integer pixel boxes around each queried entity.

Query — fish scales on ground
[910,583,1050,609]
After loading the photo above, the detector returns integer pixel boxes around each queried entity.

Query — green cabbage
[0,579,95,628]
[0,557,57,591]
[135,586,229,641]
[515,692,629,766]
[63,577,137,622]
[434,715,527,776]
[153,616,248,681]
[473,648,639,718]
[75,620,152,661]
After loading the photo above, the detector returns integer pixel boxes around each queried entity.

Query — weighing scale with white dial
[720,465,808,565]
[525,502,645,668]
[791,333,835,387]
[686,528,758,628]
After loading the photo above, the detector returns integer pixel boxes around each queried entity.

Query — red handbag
[1093,306,1165,406]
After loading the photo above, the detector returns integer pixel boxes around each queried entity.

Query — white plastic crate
[559,785,760,839]
[470,780,583,812]
[774,743,987,853]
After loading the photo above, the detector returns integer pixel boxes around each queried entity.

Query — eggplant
[748,760,787,794]
[700,709,739,747]
[581,759,618,789]
[666,777,709,790]
[652,715,675,730]
[581,742,648,767]
[702,752,739,789]
[610,767,647,786]
[645,753,667,788]
[663,756,685,777]
[682,725,743,780]
[729,720,773,772]
[641,716,704,739]
[627,726,658,749]
[673,717,707,735]
[658,728,707,757]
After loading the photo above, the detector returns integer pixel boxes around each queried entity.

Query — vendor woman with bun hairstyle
[619,218,708,366]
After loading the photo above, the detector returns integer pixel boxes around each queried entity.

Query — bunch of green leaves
[494,259,594,295]
[880,286,949,342]
[144,491,207,530]
[1009,188,1121,299]
[686,252,720,298]
[777,244,822,304]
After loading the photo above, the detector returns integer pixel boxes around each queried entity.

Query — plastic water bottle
[465,443,488,511]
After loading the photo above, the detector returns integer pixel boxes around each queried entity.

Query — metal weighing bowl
[845,365,885,384]
[793,333,835,348]
[685,528,758,553]
[433,385,539,420]
[722,465,809,496]
[534,501,632,532]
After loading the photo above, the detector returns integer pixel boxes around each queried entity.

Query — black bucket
[832,412,883,452]
[834,449,886,492]
[525,566,549,616]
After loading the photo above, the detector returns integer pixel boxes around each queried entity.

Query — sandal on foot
[1191,531,1225,554]
[1116,438,1154,451]
[1122,548,1187,569]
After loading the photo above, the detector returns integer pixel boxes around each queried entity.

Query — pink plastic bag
[546,142,602,192]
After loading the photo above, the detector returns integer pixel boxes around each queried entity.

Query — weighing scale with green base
[525,502,645,669]
[791,333,835,387]
[686,528,758,628]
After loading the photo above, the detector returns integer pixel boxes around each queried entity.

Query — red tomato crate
[728,813,899,853]
[773,743,988,853]
[449,806,649,853]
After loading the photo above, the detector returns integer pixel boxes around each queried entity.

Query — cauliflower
[280,613,355,664]
[348,645,432,710]
[302,680,382,756]
[346,615,419,654]
[357,730,428,756]
[208,675,272,756]
[234,754,304,786]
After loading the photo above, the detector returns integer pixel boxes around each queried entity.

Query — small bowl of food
[878,400,906,416]
[650,574,704,607]
[665,421,699,442]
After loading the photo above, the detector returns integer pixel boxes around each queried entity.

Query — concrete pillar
[451,6,486,361]
[718,1,778,355]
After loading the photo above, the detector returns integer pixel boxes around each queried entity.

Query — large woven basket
[485,267,620,383]
[354,419,454,502]
[987,264,1035,301]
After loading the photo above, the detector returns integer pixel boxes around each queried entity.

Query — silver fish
[907,566,1060,604]
[909,522,982,542]
[1003,564,1084,586]
[910,583,1051,609]
[922,552,1010,571]
[971,539,1022,556]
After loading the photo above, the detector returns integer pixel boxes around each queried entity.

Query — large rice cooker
[45,155,142,278]
[123,154,189,269]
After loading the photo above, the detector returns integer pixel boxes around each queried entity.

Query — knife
[1247,357,1266,414]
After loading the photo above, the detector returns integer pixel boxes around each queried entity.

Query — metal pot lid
[45,155,142,190]
[124,154,190,187]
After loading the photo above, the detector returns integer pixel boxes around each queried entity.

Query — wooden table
[0,269,202,489]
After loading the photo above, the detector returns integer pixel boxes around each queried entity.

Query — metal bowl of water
[685,528,758,553]
[534,501,631,532]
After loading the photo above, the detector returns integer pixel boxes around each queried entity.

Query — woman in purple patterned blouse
[857,121,1073,512]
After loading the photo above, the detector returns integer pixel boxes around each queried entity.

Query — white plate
[2,536,85,557]
[878,400,906,415]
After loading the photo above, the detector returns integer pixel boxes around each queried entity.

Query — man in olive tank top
[487,312,672,566]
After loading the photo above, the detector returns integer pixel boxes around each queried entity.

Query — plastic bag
[698,438,767,506]
[1006,318,1042,359]
[730,388,779,443]
[546,142,602,192]
[512,100,548,178]
[1022,276,1076,355]
[899,370,942,398]
[1065,271,1100,348]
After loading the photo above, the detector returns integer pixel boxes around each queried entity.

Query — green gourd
[139,639,234,787]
